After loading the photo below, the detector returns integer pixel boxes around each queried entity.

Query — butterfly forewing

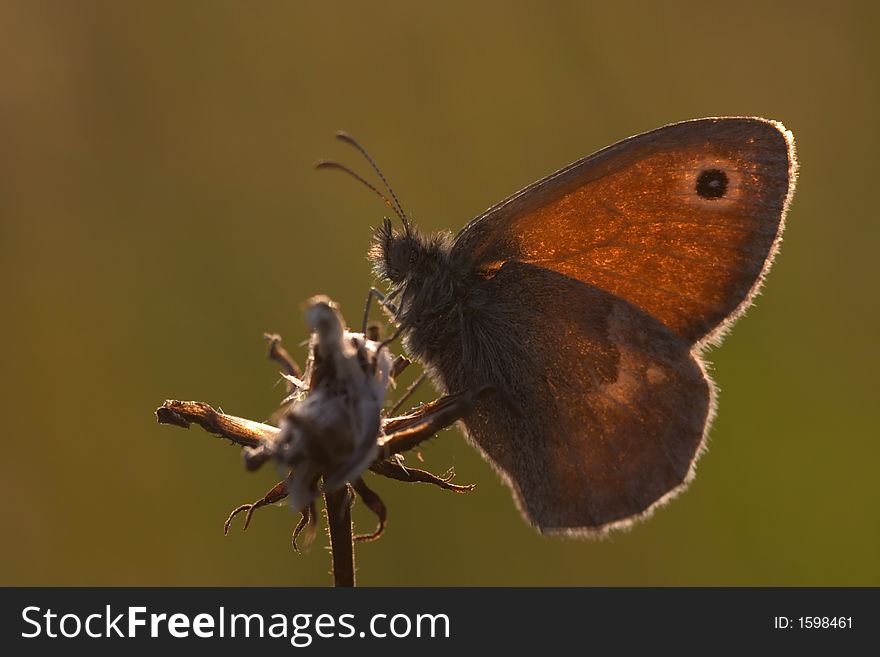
[452,117,796,345]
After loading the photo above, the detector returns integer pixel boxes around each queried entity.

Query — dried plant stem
[156,400,277,448]
[324,487,355,587]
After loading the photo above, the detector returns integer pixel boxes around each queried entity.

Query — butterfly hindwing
[437,262,711,533]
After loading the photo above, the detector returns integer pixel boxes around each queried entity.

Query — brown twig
[156,400,278,447]
[324,486,355,587]
[264,333,302,379]
[369,461,475,492]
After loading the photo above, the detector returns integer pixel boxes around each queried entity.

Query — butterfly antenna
[314,160,402,219]
[334,131,412,234]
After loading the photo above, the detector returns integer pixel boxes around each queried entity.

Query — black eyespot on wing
[695,169,728,199]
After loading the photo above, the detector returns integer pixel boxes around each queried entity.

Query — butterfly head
[370,217,422,283]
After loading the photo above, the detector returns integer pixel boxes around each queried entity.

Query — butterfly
[321,117,797,535]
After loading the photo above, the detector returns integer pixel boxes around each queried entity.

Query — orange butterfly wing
[452,117,797,345]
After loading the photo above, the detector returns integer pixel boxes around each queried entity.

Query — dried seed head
[245,296,394,514]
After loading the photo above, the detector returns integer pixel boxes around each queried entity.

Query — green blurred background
[1,1,877,586]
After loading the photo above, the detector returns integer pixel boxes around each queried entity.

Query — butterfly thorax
[370,222,470,368]
[373,221,534,403]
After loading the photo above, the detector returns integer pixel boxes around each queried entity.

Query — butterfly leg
[223,476,291,534]
[363,287,387,334]
[358,322,411,379]
[389,371,427,415]
[362,286,402,333]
